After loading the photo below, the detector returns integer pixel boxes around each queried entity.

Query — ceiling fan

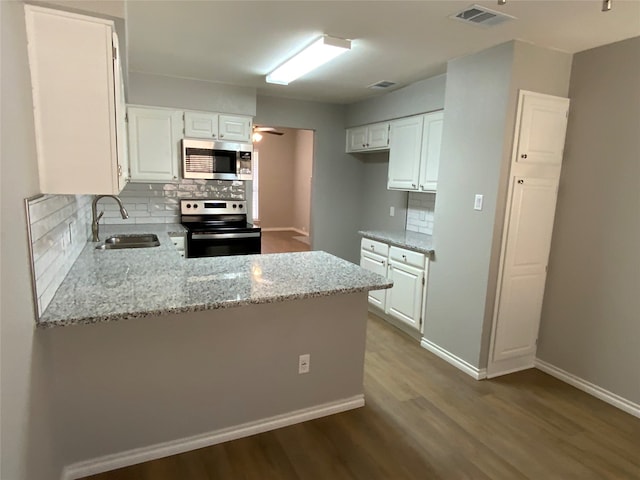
[253,125,284,136]
[252,125,284,142]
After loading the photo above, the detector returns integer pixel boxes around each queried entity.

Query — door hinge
[545,265,548,273]
[422,277,425,286]
[112,45,117,60]
[124,113,128,122]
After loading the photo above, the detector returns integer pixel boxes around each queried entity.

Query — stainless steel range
[180,199,261,258]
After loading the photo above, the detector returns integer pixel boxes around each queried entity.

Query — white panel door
[184,111,218,139]
[219,115,252,142]
[386,261,424,330]
[419,111,443,192]
[128,107,183,182]
[388,115,424,191]
[360,251,388,309]
[491,176,560,363]
[367,123,389,149]
[516,92,569,167]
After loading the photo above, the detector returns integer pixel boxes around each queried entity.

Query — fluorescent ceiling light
[266,35,351,85]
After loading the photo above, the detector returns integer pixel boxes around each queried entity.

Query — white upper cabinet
[184,111,218,139]
[24,6,127,195]
[184,112,252,143]
[346,122,389,152]
[127,107,183,183]
[387,115,424,190]
[418,111,444,192]
[219,115,252,142]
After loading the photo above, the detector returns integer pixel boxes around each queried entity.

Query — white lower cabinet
[360,238,428,333]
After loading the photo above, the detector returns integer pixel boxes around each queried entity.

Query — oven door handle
[191,232,261,240]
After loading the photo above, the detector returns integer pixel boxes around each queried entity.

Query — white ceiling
[125,0,640,104]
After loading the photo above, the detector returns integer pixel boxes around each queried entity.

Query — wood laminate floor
[261,230,311,254]
[84,315,640,480]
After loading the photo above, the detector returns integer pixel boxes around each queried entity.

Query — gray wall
[537,37,640,404]
[255,96,362,263]
[424,41,572,369]
[1,1,60,478]
[358,152,408,232]
[128,71,257,116]
[346,74,446,127]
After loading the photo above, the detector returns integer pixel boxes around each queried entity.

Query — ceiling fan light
[266,35,351,85]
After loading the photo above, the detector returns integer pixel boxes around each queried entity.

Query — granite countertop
[358,230,434,255]
[38,224,392,328]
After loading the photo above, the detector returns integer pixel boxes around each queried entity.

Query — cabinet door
[112,32,128,192]
[184,111,218,139]
[388,115,424,191]
[25,6,120,194]
[367,123,390,149]
[346,127,368,152]
[386,260,424,330]
[419,111,443,192]
[360,250,388,309]
[219,115,252,143]
[128,107,183,182]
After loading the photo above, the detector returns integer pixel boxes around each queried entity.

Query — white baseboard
[420,338,487,380]
[61,395,364,480]
[534,359,639,419]
[260,227,308,236]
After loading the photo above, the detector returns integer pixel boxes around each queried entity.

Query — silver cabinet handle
[412,183,416,188]
[192,232,261,240]
[402,254,407,260]
[370,245,375,250]
[380,260,385,266]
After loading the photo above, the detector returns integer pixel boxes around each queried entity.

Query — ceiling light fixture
[266,35,351,85]
[497,0,506,5]
[602,0,612,11]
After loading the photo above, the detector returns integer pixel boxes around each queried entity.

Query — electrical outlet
[389,206,395,217]
[298,354,310,374]
[474,194,484,211]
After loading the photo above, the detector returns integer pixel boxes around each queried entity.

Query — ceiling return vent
[368,80,396,90]
[451,4,516,27]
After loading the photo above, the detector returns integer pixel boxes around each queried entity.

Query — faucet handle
[96,211,104,222]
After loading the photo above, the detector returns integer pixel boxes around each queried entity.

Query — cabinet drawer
[360,238,389,256]
[389,246,425,269]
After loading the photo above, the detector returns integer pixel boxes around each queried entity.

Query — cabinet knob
[366,143,370,147]
[412,183,416,188]
[370,245,375,250]
[380,260,385,266]
[173,176,177,180]
[402,254,407,260]
[517,179,524,184]
[212,134,216,138]
[362,144,366,148]
[220,134,224,138]
[521,153,528,159]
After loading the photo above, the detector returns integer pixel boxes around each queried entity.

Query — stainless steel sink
[95,234,160,250]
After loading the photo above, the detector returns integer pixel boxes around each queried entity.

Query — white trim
[535,359,640,419]
[61,395,364,480]
[420,338,487,380]
[261,227,308,236]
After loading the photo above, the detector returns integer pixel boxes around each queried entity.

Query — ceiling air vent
[368,80,396,90]
[450,4,516,27]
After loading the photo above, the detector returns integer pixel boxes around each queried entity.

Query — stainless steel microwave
[182,138,253,181]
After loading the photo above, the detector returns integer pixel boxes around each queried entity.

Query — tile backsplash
[26,194,92,316]
[100,180,245,225]
[406,192,435,235]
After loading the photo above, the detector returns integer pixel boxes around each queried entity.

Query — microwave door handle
[191,232,261,240]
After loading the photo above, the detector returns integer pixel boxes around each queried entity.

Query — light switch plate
[390,206,395,217]
[474,194,484,211]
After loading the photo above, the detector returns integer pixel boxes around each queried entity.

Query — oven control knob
[239,203,243,209]
[232,204,237,208]
[186,203,191,209]
[193,204,198,209]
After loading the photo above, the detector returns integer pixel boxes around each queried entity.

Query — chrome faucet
[92,195,129,241]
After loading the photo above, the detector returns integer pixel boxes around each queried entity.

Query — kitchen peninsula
[36,224,391,478]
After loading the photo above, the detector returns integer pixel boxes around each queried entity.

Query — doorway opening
[250,127,314,254]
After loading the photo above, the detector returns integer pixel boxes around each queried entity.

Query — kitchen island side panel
[40,292,368,473]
